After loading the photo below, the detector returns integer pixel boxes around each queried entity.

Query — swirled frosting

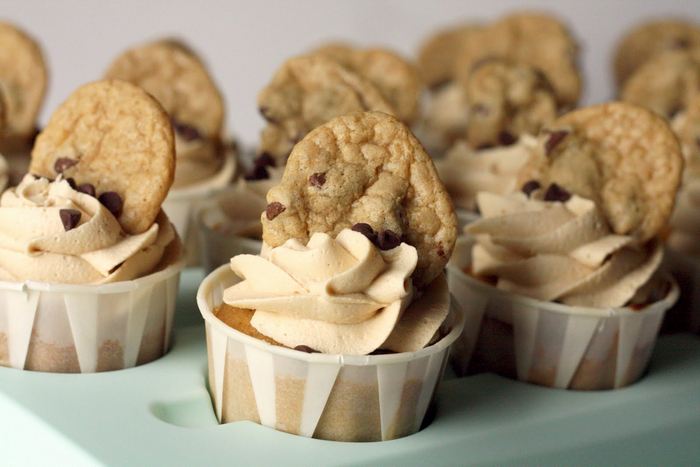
[204,166,282,239]
[222,229,450,354]
[436,135,537,210]
[0,175,178,284]
[465,191,663,308]
[172,133,224,188]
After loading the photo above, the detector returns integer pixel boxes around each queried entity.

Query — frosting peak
[223,229,449,355]
[0,175,177,284]
[466,191,662,308]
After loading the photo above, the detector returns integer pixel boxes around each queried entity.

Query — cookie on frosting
[463,58,558,148]
[613,19,700,87]
[261,111,457,288]
[518,102,683,243]
[0,21,47,139]
[621,48,700,118]
[455,12,581,108]
[30,80,175,235]
[104,38,224,139]
[315,43,421,124]
[417,23,483,89]
[257,55,394,162]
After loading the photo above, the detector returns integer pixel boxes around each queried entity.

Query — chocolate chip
[543,183,571,202]
[254,153,276,168]
[259,106,277,123]
[98,192,123,218]
[471,104,489,116]
[54,158,77,174]
[351,223,377,243]
[65,177,77,189]
[498,131,516,146]
[294,345,318,353]
[377,230,401,250]
[59,209,81,231]
[309,172,326,188]
[672,37,690,49]
[172,119,201,141]
[244,165,270,181]
[521,180,541,197]
[545,130,569,155]
[437,246,446,258]
[76,183,96,197]
[265,202,285,220]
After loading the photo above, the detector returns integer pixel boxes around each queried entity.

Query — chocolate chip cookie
[30,80,176,234]
[417,23,483,89]
[257,55,394,162]
[463,58,558,148]
[518,102,683,243]
[672,94,700,176]
[613,19,700,87]
[0,21,47,139]
[261,111,457,287]
[104,38,225,139]
[316,44,421,125]
[621,48,700,118]
[455,12,581,108]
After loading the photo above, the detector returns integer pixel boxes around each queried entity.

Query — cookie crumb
[266,202,286,220]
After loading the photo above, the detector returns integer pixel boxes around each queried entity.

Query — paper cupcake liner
[447,237,679,390]
[162,149,237,265]
[662,248,700,333]
[455,208,480,232]
[0,259,185,373]
[194,200,263,274]
[197,265,464,442]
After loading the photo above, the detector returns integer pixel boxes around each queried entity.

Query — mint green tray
[1,269,699,466]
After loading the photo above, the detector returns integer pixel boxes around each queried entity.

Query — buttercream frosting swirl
[172,133,224,188]
[466,191,663,308]
[222,229,450,355]
[0,175,177,284]
[437,135,537,211]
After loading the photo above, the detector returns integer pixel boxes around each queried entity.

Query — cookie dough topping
[0,175,176,284]
[466,190,663,308]
[222,229,449,355]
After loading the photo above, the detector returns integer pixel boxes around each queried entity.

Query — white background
[5,0,700,146]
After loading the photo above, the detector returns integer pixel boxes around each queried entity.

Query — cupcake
[198,111,463,441]
[0,80,184,373]
[0,21,48,185]
[448,102,682,388]
[104,39,237,262]
[415,12,581,157]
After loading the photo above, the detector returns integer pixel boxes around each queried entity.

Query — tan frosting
[222,229,450,355]
[436,135,537,210]
[466,191,663,308]
[0,175,176,284]
[205,167,283,239]
[0,153,7,192]
[172,133,223,188]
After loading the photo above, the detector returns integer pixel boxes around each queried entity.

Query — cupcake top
[104,39,228,188]
[436,135,538,211]
[220,111,457,355]
[5,80,181,284]
[465,102,682,308]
